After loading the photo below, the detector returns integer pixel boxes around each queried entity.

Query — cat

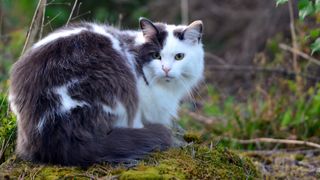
[8,18,204,166]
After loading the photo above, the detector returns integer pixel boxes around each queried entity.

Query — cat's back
[11,23,138,88]
[9,23,140,129]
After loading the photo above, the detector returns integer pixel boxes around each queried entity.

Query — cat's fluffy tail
[30,123,173,166]
[92,123,173,165]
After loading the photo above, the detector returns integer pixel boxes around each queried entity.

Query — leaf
[309,29,320,39]
[298,0,315,20]
[281,110,292,127]
[275,0,288,6]
[316,0,320,12]
[311,38,320,54]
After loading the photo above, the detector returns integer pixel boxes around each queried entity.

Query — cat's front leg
[132,110,144,128]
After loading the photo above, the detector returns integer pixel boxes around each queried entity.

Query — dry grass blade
[180,109,222,125]
[22,0,47,55]
[207,65,320,82]
[39,0,47,40]
[288,0,303,94]
[67,0,78,25]
[180,0,188,24]
[231,137,320,149]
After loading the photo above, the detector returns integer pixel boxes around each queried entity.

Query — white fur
[37,81,88,132]
[102,103,128,127]
[134,32,146,45]
[138,24,204,126]
[132,110,144,128]
[33,28,86,48]
[90,24,122,52]
[102,104,113,114]
[8,94,20,120]
[111,101,128,128]
[102,101,143,128]
[37,116,47,132]
[55,85,87,112]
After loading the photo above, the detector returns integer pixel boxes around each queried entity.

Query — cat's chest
[138,79,180,126]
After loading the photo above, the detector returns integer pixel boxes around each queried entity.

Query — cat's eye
[174,53,185,61]
[152,52,161,60]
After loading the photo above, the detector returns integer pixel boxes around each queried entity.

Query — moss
[120,165,179,180]
[294,154,305,161]
[183,132,201,143]
[242,151,320,179]
[0,145,260,179]
[119,146,260,179]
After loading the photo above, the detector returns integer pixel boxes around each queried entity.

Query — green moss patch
[0,145,260,179]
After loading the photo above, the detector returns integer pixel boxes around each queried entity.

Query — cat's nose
[162,65,171,76]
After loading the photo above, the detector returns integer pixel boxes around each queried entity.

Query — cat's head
[138,18,204,89]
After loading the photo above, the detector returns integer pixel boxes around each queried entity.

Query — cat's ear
[139,17,159,37]
[183,20,203,44]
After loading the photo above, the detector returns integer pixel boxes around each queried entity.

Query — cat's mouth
[163,76,174,82]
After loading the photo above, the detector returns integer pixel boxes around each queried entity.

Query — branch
[205,52,228,65]
[39,0,47,40]
[207,65,320,82]
[180,0,189,24]
[279,43,320,66]
[288,0,302,84]
[180,109,221,125]
[230,137,320,149]
[22,0,47,54]
[66,0,78,25]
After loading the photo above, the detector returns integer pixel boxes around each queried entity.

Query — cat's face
[138,18,204,87]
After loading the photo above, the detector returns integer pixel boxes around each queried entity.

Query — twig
[181,0,189,24]
[207,65,320,82]
[22,0,47,54]
[205,52,228,65]
[39,0,47,40]
[44,12,62,27]
[230,137,320,149]
[66,0,78,25]
[71,11,91,21]
[76,2,82,16]
[279,43,320,66]
[180,109,221,125]
[288,0,303,92]
[46,1,71,6]
[117,13,123,29]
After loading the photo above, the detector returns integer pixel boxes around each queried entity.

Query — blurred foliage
[276,0,320,54]
[180,9,320,149]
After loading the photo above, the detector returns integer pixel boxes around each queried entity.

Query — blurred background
[0,0,320,178]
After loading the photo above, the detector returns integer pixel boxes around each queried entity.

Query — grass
[179,80,320,150]
[0,92,16,164]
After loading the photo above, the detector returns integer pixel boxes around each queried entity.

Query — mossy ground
[0,145,260,179]
[243,150,320,179]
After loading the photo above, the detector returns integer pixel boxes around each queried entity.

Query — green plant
[0,93,17,164]
[184,81,320,150]
[275,0,320,54]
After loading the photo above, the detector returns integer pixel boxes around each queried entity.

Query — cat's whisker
[178,77,197,109]
[148,76,160,85]
[181,72,208,104]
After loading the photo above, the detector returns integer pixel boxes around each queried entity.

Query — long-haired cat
[9,18,204,166]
